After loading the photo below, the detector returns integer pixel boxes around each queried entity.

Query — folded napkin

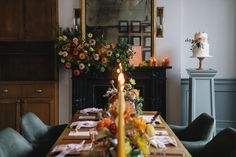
[52,140,86,157]
[80,108,103,114]
[68,131,90,137]
[150,136,177,148]
[70,121,98,129]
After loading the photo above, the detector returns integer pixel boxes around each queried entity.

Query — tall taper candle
[117,64,125,157]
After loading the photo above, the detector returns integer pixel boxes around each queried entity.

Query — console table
[72,67,171,119]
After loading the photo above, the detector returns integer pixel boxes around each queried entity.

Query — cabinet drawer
[23,84,55,98]
[0,85,22,98]
[0,83,55,98]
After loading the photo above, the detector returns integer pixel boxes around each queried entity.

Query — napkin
[150,136,177,148]
[80,107,103,114]
[70,121,98,129]
[52,140,85,157]
[68,131,90,136]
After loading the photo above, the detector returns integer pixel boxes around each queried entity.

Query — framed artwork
[119,20,129,33]
[143,50,151,61]
[131,36,141,46]
[143,24,151,33]
[131,21,141,33]
[130,46,142,66]
[144,36,151,47]
[118,36,129,43]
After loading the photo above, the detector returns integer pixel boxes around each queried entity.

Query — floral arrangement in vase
[103,78,144,117]
[55,28,135,76]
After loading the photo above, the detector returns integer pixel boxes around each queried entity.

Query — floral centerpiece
[95,78,155,156]
[55,28,135,76]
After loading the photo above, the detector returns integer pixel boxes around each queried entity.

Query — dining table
[46,111,192,157]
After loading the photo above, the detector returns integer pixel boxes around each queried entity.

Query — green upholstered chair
[20,112,67,157]
[196,127,236,157]
[0,128,33,157]
[170,113,214,156]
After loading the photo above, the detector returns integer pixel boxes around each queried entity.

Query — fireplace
[72,67,171,119]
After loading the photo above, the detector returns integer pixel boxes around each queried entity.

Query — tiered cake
[192,32,210,57]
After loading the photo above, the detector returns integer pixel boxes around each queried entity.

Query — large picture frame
[131,36,141,46]
[131,21,141,33]
[144,36,151,47]
[119,20,129,33]
[143,50,151,61]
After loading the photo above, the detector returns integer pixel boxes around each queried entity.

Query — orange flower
[101,57,107,64]
[79,53,86,60]
[96,118,113,131]
[65,62,72,69]
[111,43,116,49]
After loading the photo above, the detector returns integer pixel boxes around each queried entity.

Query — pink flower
[62,45,67,50]
[89,39,96,46]
[73,49,79,55]
[78,44,84,49]
[72,37,78,45]
[73,69,80,76]
[106,50,112,56]
[79,63,85,70]
[62,35,67,40]
[62,51,68,57]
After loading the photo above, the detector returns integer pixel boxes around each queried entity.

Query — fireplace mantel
[72,66,171,119]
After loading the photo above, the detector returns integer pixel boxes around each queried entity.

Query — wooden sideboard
[72,67,171,119]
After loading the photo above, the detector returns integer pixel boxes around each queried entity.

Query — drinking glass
[89,128,98,150]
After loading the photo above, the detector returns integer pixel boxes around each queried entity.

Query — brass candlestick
[197,57,205,70]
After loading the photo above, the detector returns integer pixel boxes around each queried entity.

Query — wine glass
[89,128,98,150]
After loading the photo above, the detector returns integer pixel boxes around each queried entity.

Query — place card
[78,116,96,120]
[155,130,168,136]
[68,131,90,137]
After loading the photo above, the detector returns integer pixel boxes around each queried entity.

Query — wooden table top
[46,111,191,157]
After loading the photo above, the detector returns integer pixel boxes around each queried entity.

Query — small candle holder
[161,57,169,67]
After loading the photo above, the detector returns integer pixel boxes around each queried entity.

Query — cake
[192,32,210,57]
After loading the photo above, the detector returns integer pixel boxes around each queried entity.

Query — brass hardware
[2,89,9,93]
[35,89,43,93]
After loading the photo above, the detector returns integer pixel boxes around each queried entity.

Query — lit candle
[117,64,125,157]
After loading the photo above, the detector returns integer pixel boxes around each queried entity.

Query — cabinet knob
[2,89,9,93]
[35,89,43,93]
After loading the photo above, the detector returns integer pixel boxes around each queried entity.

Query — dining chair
[169,113,214,156]
[20,112,67,156]
[196,127,236,157]
[0,128,33,157]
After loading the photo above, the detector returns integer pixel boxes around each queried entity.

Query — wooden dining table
[46,111,192,157]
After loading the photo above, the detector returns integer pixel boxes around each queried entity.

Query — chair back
[184,113,214,141]
[0,128,33,157]
[21,112,49,143]
[199,127,236,157]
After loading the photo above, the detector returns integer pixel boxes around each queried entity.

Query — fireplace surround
[72,66,171,119]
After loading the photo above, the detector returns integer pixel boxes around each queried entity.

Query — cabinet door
[0,98,20,130]
[24,0,56,40]
[0,0,22,40]
[21,98,52,125]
